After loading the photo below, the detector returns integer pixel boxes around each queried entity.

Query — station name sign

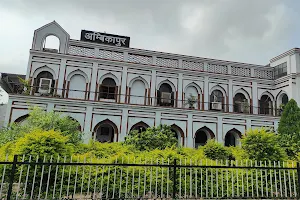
[80,30,130,48]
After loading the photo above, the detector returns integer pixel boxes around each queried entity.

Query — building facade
[4,21,300,147]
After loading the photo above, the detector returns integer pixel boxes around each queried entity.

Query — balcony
[12,85,283,117]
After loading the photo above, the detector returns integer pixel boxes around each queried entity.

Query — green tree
[0,107,83,146]
[241,128,286,161]
[277,99,300,158]
[124,124,178,151]
[203,140,233,160]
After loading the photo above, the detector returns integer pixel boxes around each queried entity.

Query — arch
[171,124,185,146]
[184,84,200,109]
[194,126,215,148]
[99,73,120,86]
[130,121,149,133]
[33,65,56,79]
[42,35,60,52]
[66,69,89,83]
[130,79,147,105]
[260,91,274,102]
[233,88,251,100]
[157,81,175,107]
[14,114,29,124]
[68,74,87,99]
[209,85,226,97]
[157,79,176,92]
[99,77,117,100]
[276,90,289,107]
[224,128,242,147]
[129,76,149,89]
[233,92,250,113]
[259,92,274,115]
[67,116,82,131]
[93,119,119,143]
[184,82,202,94]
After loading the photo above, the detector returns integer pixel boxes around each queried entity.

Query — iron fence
[0,155,299,199]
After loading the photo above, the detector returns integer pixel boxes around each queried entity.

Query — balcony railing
[13,86,283,117]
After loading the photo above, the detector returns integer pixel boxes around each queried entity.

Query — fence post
[297,163,300,199]
[172,159,177,199]
[7,155,18,200]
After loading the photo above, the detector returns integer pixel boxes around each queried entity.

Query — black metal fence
[0,155,299,199]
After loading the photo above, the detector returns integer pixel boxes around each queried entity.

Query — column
[4,99,13,126]
[274,121,279,132]
[150,70,157,106]
[83,106,93,143]
[252,82,258,114]
[25,55,33,80]
[177,73,183,108]
[120,66,128,103]
[228,79,233,112]
[187,113,193,148]
[217,116,223,143]
[46,103,54,112]
[155,111,161,126]
[246,119,251,132]
[56,58,66,96]
[89,62,98,100]
[120,108,128,142]
[204,76,209,110]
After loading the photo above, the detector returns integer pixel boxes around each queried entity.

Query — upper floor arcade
[18,21,300,117]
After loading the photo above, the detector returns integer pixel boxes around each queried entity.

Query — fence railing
[0,155,299,199]
[13,85,283,116]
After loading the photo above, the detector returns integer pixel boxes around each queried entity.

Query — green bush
[241,128,287,161]
[124,124,178,151]
[203,140,232,160]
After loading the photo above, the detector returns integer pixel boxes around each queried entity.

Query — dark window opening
[282,94,288,105]
[99,78,117,100]
[195,130,208,148]
[274,62,287,79]
[259,95,273,115]
[233,93,249,113]
[34,71,55,94]
[95,124,114,143]
[225,132,236,147]
[210,90,224,111]
[157,83,174,107]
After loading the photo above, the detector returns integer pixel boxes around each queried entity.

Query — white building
[4,21,298,147]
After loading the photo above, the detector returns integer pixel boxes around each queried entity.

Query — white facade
[4,21,300,147]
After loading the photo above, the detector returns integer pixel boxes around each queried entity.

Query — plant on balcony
[18,77,31,95]
[185,94,197,109]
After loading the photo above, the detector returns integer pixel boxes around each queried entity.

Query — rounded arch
[171,124,185,146]
[184,82,202,94]
[157,79,176,92]
[67,69,89,83]
[33,65,57,79]
[224,128,242,147]
[209,85,226,97]
[129,76,149,89]
[233,88,251,100]
[99,73,120,86]
[194,126,215,148]
[93,119,119,142]
[42,35,60,51]
[130,121,149,133]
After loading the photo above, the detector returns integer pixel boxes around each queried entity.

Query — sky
[0,0,300,75]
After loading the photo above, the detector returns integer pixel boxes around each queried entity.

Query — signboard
[80,30,130,48]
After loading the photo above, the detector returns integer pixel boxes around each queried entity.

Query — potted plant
[185,94,197,109]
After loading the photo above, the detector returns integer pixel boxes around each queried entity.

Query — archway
[14,114,29,125]
[194,127,215,148]
[99,78,117,100]
[259,94,273,115]
[43,35,60,53]
[93,119,118,143]
[157,82,174,107]
[33,71,55,94]
[224,129,241,147]
[171,124,185,146]
[233,93,249,113]
[210,89,224,111]
[130,121,149,133]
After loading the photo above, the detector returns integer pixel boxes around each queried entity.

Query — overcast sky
[0,0,300,75]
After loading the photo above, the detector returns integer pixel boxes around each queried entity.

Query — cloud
[0,0,298,74]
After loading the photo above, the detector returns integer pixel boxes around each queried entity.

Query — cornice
[270,48,300,63]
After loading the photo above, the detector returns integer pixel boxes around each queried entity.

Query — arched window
[225,129,241,147]
[34,71,55,94]
[130,80,146,105]
[195,130,208,148]
[259,95,273,115]
[210,90,224,111]
[99,78,117,100]
[94,120,118,143]
[171,124,185,146]
[43,35,60,53]
[130,122,149,133]
[233,93,249,113]
[185,85,199,109]
[157,83,174,107]
[68,74,86,99]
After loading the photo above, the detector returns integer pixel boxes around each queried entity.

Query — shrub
[124,124,178,151]
[241,128,287,161]
[203,140,232,160]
